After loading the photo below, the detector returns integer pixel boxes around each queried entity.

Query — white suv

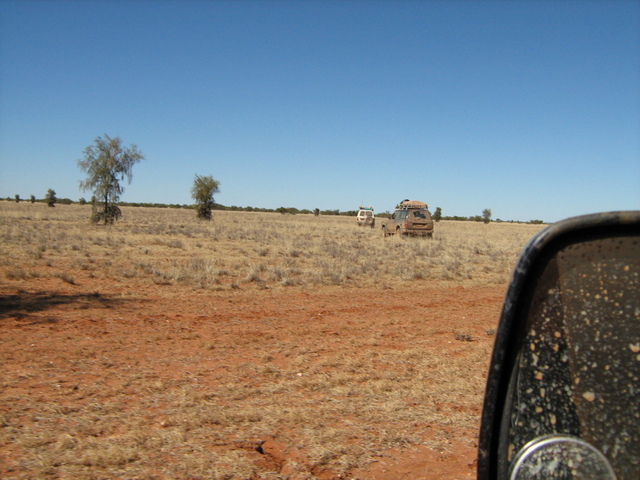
[356,206,375,228]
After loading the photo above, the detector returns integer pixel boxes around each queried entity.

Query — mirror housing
[478,211,640,480]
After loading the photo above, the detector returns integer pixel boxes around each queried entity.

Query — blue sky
[1,0,638,222]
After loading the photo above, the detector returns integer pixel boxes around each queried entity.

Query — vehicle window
[413,211,426,219]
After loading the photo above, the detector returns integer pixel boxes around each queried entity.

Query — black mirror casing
[478,211,640,480]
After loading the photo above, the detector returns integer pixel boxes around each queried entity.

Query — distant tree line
[439,215,544,224]
[0,196,546,224]
[6,190,68,206]
[9,133,548,224]
[7,134,547,225]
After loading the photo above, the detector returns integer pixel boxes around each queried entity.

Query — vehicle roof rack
[396,200,428,210]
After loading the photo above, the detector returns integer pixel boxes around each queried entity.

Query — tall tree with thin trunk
[191,174,220,220]
[78,134,144,224]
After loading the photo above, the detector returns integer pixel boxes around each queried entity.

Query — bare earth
[0,204,547,479]
[1,276,503,479]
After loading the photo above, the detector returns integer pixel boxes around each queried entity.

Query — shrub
[45,188,57,207]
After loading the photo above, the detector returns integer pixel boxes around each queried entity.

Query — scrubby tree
[78,134,144,224]
[45,189,57,207]
[191,174,220,220]
[30,195,36,204]
[433,207,442,222]
[482,208,492,224]
[14,194,20,203]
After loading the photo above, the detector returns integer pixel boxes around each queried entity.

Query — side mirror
[478,211,640,480]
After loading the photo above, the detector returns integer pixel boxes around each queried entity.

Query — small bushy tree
[191,174,220,220]
[482,208,492,224]
[78,134,144,224]
[45,189,57,207]
[14,194,20,203]
[30,195,36,204]
[433,207,442,222]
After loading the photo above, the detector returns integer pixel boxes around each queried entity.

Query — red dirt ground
[0,278,505,479]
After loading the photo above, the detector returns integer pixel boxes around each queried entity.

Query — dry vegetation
[0,201,545,479]
[0,202,543,290]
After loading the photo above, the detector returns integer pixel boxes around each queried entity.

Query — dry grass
[0,201,545,291]
[0,201,546,479]
[0,307,494,479]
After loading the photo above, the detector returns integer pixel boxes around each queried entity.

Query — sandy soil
[0,277,505,479]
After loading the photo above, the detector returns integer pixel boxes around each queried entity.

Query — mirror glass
[510,435,615,480]
[499,235,640,479]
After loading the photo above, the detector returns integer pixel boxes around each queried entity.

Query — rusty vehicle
[381,200,434,237]
[355,206,375,228]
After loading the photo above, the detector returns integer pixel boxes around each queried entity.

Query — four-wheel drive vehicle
[381,200,434,237]
[356,206,375,227]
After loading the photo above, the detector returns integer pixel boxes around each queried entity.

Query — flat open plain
[0,202,545,479]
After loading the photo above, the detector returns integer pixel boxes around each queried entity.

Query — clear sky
[1,0,638,222]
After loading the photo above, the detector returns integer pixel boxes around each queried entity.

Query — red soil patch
[0,278,504,479]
